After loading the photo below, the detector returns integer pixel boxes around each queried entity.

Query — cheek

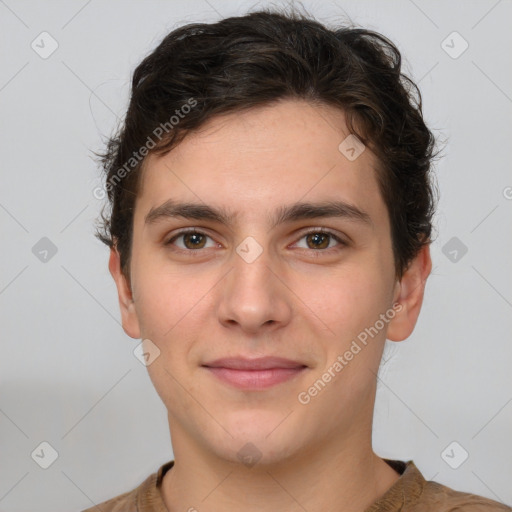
[133,259,210,337]
[132,262,223,392]
[133,269,209,407]
[304,267,392,402]
[309,262,392,335]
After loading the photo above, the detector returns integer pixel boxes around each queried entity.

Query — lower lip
[204,366,307,389]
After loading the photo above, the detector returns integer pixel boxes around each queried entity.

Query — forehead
[134,99,386,228]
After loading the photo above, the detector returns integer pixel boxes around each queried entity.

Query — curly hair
[94,7,438,280]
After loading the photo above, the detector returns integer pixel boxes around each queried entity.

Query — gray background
[1,0,511,510]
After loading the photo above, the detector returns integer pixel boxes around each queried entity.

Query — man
[88,8,511,512]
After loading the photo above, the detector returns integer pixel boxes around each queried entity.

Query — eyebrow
[144,199,373,229]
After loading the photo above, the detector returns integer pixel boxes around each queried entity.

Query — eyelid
[164,226,348,252]
[289,228,348,254]
[164,227,220,252]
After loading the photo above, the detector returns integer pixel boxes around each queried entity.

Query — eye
[164,227,347,255]
[293,229,346,252]
[165,229,218,251]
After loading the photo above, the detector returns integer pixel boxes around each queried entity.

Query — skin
[109,99,432,512]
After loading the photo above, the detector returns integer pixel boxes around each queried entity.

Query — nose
[216,245,293,335]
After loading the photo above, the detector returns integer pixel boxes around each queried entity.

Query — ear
[386,244,432,342]
[108,247,141,339]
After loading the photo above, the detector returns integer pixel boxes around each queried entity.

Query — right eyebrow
[145,199,236,225]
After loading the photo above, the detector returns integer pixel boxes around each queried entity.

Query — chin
[220,441,300,469]
[208,419,303,467]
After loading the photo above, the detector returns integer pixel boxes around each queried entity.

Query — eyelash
[164,227,348,257]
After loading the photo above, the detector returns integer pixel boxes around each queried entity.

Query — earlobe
[386,244,432,342]
[108,247,141,339]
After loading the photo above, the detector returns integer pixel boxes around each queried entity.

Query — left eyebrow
[144,199,373,229]
[270,200,373,230]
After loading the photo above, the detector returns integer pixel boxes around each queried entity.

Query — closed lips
[202,357,307,370]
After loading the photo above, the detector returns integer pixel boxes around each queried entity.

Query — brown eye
[166,230,217,251]
[305,232,330,249]
[182,232,207,249]
[294,230,345,252]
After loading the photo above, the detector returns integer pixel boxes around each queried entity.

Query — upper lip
[202,356,307,370]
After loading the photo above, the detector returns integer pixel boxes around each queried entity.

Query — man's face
[112,99,415,466]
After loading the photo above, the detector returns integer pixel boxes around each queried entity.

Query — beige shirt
[82,459,511,511]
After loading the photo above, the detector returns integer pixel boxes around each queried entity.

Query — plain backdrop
[1,0,511,510]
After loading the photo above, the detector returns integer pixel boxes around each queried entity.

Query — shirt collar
[363,459,426,511]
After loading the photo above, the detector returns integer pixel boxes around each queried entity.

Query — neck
[161,418,400,512]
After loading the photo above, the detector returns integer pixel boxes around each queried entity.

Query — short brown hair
[95,8,437,280]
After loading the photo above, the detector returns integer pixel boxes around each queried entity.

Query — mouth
[201,356,308,390]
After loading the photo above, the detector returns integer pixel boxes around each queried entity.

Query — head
[97,9,436,467]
